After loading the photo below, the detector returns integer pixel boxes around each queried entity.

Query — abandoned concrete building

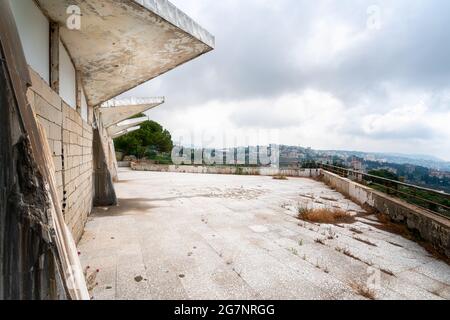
[0,0,214,299]
[2,0,449,302]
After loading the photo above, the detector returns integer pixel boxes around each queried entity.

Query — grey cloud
[120,0,450,159]
[124,0,450,108]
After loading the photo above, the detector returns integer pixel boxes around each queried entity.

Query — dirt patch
[205,188,267,200]
[320,196,339,202]
[349,227,364,234]
[353,236,377,247]
[335,247,373,266]
[115,180,133,184]
[387,241,403,248]
[93,198,158,217]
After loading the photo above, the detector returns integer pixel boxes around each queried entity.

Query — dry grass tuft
[298,207,355,224]
[350,282,376,300]
[315,238,326,245]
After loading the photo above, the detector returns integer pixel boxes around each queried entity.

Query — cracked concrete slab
[78,169,450,300]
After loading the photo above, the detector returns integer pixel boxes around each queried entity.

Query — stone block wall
[62,104,94,241]
[28,68,93,242]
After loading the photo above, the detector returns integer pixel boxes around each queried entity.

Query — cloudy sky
[121,0,450,161]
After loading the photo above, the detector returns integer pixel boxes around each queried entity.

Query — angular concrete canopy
[36,0,215,107]
[107,117,148,136]
[112,126,141,139]
[100,104,159,128]
[99,99,163,129]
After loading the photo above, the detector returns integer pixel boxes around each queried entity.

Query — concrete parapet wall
[131,162,320,178]
[320,170,450,258]
[118,161,131,168]
[28,68,93,242]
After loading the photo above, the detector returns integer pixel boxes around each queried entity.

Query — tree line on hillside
[114,116,173,164]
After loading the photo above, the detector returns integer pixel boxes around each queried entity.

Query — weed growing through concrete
[327,227,337,240]
[350,281,376,300]
[315,238,326,245]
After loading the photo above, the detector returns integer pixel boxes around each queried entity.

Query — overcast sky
[121,0,450,161]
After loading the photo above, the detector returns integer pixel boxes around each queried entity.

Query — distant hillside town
[279,145,450,193]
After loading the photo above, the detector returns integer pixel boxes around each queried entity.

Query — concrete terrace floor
[78,169,450,300]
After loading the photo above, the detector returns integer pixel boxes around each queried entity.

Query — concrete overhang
[112,126,141,139]
[36,0,215,107]
[107,117,148,136]
[99,97,164,128]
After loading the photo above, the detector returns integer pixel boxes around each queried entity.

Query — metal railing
[319,163,450,219]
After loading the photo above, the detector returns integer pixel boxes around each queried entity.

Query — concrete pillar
[93,128,117,206]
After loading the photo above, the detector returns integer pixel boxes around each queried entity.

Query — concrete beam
[36,0,215,107]
[107,117,148,136]
[112,126,141,139]
[99,98,163,128]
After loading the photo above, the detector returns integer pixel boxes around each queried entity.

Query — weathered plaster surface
[36,0,214,107]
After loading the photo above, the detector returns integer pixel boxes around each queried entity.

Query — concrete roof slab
[112,126,141,139]
[36,0,215,107]
[107,117,149,136]
[100,101,163,128]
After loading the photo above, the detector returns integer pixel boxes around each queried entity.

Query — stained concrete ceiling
[36,0,215,107]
